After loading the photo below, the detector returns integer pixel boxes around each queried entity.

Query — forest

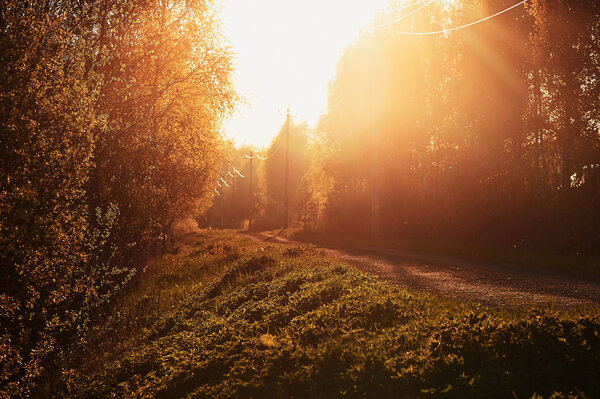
[1,0,600,397]
[211,0,600,255]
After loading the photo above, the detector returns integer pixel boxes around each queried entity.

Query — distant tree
[527,0,600,249]
[260,121,310,229]
[295,165,334,231]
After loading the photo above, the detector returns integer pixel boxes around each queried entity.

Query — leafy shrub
[0,0,234,395]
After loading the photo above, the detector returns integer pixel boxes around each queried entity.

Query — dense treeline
[0,0,234,396]
[313,0,600,251]
[217,0,599,256]
[206,121,315,231]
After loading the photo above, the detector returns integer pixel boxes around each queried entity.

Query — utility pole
[370,122,380,239]
[369,35,381,240]
[231,174,236,225]
[249,149,253,231]
[219,186,224,230]
[284,106,290,229]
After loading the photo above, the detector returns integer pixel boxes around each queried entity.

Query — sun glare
[221,0,387,148]
[441,0,457,8]
[220,0,468,148]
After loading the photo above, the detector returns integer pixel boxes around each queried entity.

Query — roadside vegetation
[0,1,234,395]
[60,230,600,399]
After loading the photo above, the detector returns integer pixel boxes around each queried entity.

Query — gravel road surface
[240,233,600,308]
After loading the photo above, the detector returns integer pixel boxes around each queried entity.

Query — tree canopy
[0,0,235,395]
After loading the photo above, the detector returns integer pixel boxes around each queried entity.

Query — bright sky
[221,0,387,148]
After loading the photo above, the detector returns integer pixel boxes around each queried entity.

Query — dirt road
[240,233,600,308]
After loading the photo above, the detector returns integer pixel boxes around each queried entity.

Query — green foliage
[87,0,235,258]
[295,165,335,231]
[0,0,235,396]
[258,121,311,230]
[67,231,600,398]
[0,1,97,395]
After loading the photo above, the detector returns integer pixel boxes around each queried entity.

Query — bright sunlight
[221,0,387,148]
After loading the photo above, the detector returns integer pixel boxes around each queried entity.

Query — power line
[321,96,347,116]
[368,0,436,31]
[232,167,244,178]
[392,0,430,11]
[393,0,528,35]
[245,147,280,160]
[255,150,277,161]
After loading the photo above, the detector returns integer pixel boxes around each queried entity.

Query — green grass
[60,230,600,398]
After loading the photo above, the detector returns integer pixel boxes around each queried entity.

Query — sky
[220,0,388,149]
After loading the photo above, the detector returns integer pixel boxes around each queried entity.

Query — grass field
[61,230,600,398]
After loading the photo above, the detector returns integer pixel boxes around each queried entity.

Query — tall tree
[0,0,235,395]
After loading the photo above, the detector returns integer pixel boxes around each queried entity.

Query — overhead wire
[392,0,430,11]
[232,167,244,178]
[321,96,347,116]
[216,1,528,210]
[213,167,244,198]
[245,146,280,160]
[393,0,528,35]
[368,0,436,31]
[255,149,278,160]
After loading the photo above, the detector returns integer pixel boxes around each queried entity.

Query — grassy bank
[60,230,600,398]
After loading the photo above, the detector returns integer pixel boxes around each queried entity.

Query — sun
[221,0,387,148]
